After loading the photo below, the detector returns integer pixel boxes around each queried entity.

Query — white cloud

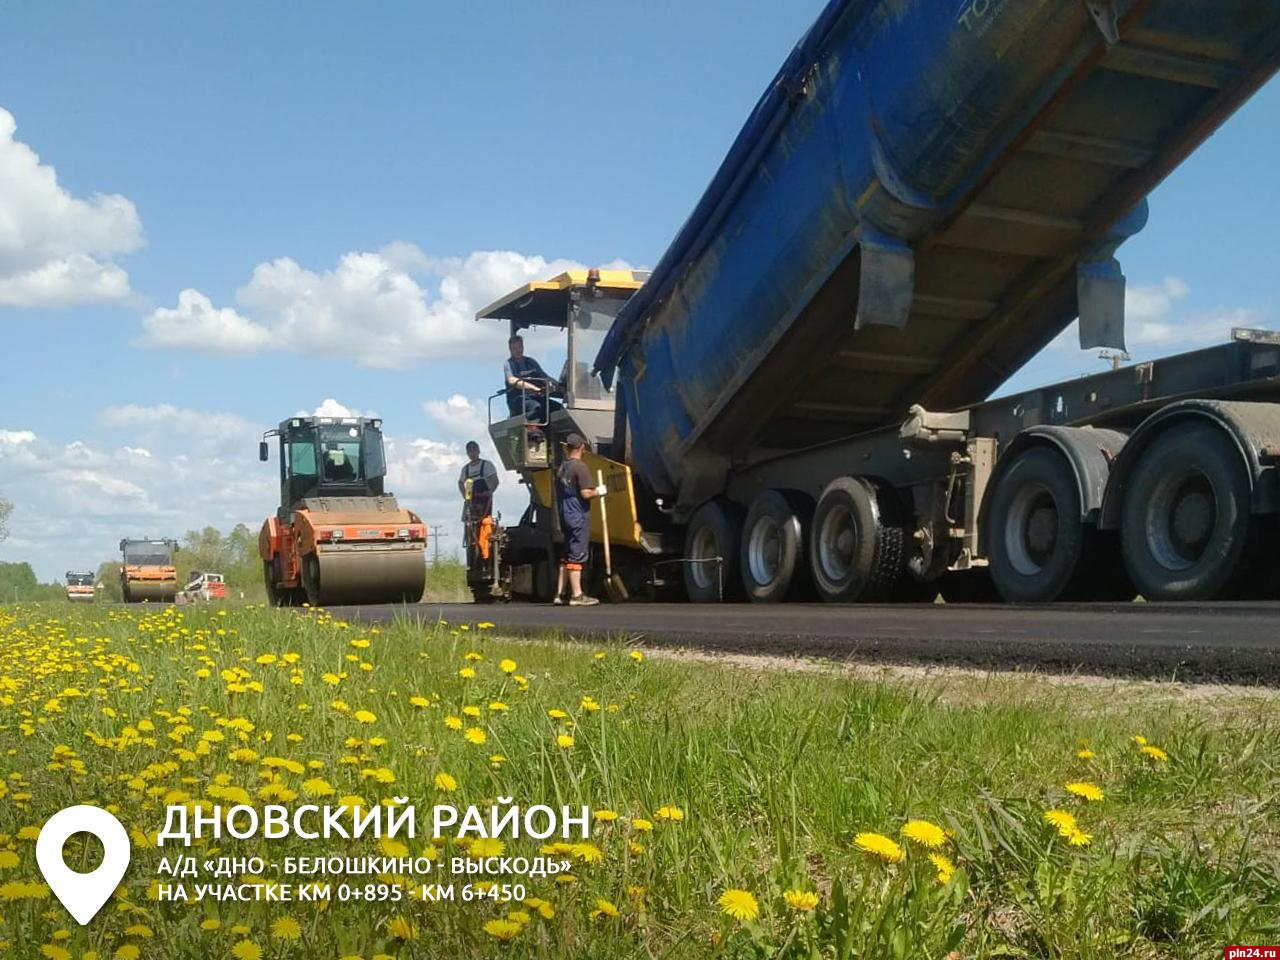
[423,394,489,442]
[311,399,360,418]
[140,289,270,354]
[0,107,142,307]
[100,403,264,455]
[0,429,36,445]
[141,246,596,367]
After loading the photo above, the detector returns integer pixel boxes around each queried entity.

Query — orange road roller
[258,415,427,607]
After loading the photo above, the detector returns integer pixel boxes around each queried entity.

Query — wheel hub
[747,517,782,585]
[819,506,855,582]
[1146,469,1216,570]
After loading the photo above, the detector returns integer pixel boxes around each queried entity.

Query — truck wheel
[809,477,904,603]
[683,499,744,603]
[988,446,1093,602]
[1120,424,1255,601]
[740,490,814,603]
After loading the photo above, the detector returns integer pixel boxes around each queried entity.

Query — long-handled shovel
[596,469,630,602]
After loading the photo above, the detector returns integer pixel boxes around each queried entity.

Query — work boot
[568,594,599,607]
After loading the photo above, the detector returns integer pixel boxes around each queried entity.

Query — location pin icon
[36,805,131,925]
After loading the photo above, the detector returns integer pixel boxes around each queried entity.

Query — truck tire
[809,477,904,603]
[987,446,1095,602]
[740,489,814,604]
[1120,424,1256,601]
[683,499,744,603]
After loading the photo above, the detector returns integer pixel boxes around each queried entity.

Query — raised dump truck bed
[596,0,1280,508]
[478,0,1280,607]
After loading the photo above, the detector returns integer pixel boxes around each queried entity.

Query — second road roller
[258,415,427,606]
[119,539,179,603]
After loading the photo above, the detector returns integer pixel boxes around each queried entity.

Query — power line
[428,526,450,565]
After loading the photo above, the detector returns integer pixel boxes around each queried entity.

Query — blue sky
[0,1,1277,579]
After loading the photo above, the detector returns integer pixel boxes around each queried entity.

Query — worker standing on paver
[459,441,500,563]
[555,433,607,606]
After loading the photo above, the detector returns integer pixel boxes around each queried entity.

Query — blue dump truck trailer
[475,0,1280,606]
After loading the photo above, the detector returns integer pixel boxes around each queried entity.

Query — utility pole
[429,526,450,565]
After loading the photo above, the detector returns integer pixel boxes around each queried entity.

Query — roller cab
[119,539,178,603]
[258,416,427,607]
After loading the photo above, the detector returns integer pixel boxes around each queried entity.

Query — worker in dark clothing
[504,335,561,425]
[459,441,500,564]
[554,433,608,606]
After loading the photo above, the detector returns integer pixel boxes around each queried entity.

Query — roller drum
[126,580,177,603]
[305,545,426,606]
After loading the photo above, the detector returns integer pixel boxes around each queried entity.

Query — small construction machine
[64,571,96,603]
[469,269,663,602]
[258,415,427,606]
[119,539,178,603]
[178,571,228,604]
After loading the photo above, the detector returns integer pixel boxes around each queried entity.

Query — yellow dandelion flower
[385,916,417,940]
[783,888,819,911]
[483,919,521,941]
[230,943,262,960]
[464,727,487,745]
[629,650,644,663]
[1065,781,1104,802]
[302,777,335,797]
[199,918,220,931]
[1076,749,1096,760]
[444,715,463,731]
[929,853,956,884]
[590,898,620,920]
[1043,809,1078,838]
[557,734,574,749]
[469,837,505,858]
[654,805,684,822]
[270,917,301,940]
[1131,735,1148,746]
[353,709,377,725]
[854,832,906,864]
[1068,828,1092,847]
[717,888,759,922]
[458,667,476,679]
[499,658,517,673]
[594,809,618,822]
[632,817,653,832]
[900,819,947,849]
[1140,745,1169,762]
[434,772,457,792]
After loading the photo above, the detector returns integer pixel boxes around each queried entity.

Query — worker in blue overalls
[554,433,608,606]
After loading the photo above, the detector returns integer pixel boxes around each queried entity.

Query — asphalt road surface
[331,601,1280,685]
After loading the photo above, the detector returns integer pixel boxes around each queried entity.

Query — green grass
[0,603,1276,959]
[424,560,469,603]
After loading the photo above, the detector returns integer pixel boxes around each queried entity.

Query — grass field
[0,603,1276,959]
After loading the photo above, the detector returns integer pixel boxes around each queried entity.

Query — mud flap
[1077,256,1127,351]
[1077,199,1148,351]
[855,229,914,331]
